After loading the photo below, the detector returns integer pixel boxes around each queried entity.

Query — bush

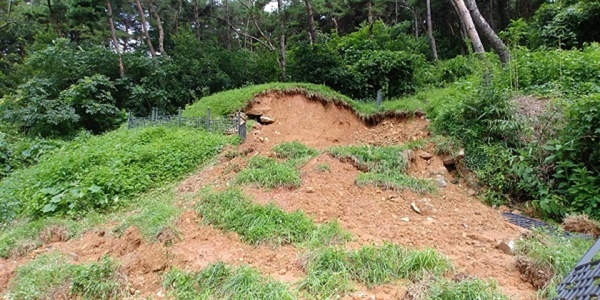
[0,127,233,221]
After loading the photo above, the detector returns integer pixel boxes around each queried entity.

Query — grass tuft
[355,173,437,194]
[272,141,319,160]
[299,243,452,298]
[329,143,435,194]
[113,186,181,242]
[235,156,301,189]
[6,252,75,300]
[70,256,123,300]
[196,188,350,246]
[0,215,105,258]
[426,277,508,300]
[163,263,294,300]
[329,142,425,174]
[6,253,124,300]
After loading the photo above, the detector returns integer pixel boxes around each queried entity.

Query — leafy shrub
[288,21,423,100]
[0,127,233,221]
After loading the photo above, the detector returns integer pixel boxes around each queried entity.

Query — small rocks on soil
[419,151,433,160]
[401,217,410,222]
[260,115,275,124]
[496,240,515,255]
[435,175,447,187]
[411,202,422,214]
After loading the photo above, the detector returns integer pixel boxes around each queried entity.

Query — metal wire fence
[127,107,246,139]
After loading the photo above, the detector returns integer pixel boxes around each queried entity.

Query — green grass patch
[0,127,234,221]
[272,141,319,160]
[1,185,182,258]
[182,82,424,119]
[0,214,105,258]
[113,185,181,242]
[196,188,350,246]
[329,143,435,194]
[355,173,437,194]
[235,156,301,189]
[6,253,124,300]
[426,277,507,300]
[163,263,294,300]
[514,230,595,298]
[299,244,452,298]
[329,142,425,174]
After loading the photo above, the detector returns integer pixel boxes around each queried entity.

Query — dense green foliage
[164,263,294,300]
[0,127,233,222]
[196,188,350,246]
[289,21,423,100]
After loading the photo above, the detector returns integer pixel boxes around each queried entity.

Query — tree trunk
[47,0,63,38]
[174,0,182,34]
[193,0,200,39]
[225,0,231,49]
[278,0,286,81]
[426,0,438,60]
[304,0,316,44]
[465,0,510,65]
[135,0,155,58]
[452,0,484,54]
[149,0,166,56]
[106,0,124,77]
[367,0,374,34]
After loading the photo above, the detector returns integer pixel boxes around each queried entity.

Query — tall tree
[106,0,124,77]
[304,0,316,44]
[149,0,166,56]
[134,0,156,57]
[47,0,63,37]
[465,0,510,65]
[426,0,438,60]
[452,0,484,54]
[278,0,286,81]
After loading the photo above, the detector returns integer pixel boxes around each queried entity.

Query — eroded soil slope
[1,93,536,299]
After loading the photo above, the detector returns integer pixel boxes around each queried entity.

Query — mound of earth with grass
[2,91,544,299]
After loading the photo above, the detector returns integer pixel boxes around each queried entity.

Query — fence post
[376,89,382,108]
[206,108,211,130]
[127,111,132,129]
[177,107,182,127]
[237,111,246,140]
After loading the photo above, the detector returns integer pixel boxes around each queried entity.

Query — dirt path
[0,93,537,299]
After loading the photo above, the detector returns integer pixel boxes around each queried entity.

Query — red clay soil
[0,93,537,299]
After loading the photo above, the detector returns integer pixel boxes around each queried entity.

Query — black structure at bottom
[501,212,591,239]
[555,238,600,299]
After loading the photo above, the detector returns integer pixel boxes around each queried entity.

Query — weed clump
[164,263,294,300]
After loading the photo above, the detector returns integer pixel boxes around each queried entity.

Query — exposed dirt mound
[242,94,428,151]
[516,256,553,289]
[562,215,600,238]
